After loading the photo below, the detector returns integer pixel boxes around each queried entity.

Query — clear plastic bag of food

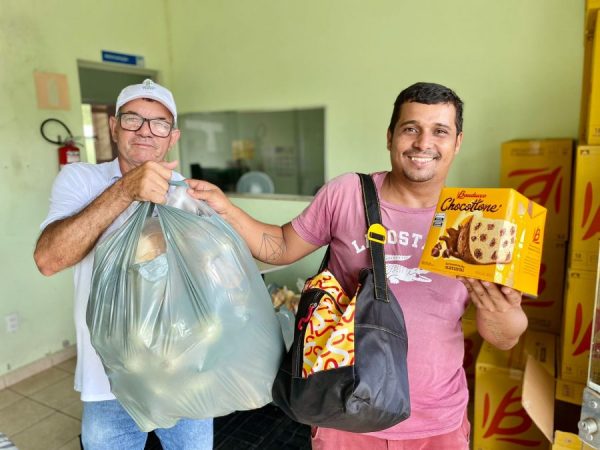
[87,185,284,431]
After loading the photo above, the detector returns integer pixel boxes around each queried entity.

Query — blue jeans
[81,400,213,450]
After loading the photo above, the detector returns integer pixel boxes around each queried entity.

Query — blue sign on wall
[102,51,145,67]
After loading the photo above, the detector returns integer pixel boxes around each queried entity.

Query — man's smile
[404,152,441,165]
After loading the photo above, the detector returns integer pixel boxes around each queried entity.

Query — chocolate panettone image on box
[438,215,516,265]
[419,188,546,297]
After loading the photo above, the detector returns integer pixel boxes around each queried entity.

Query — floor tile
[9,367,70,396]
[56,358,76,374]
[0,397,54,435]
[57,436,82,450]
[10,411,80,450]
[0,389,24,410]
[60,399,83,421]
[29,376,79,411]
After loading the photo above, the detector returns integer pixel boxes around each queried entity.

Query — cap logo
[142,79,155,90]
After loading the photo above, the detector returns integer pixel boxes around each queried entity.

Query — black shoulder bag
[271,173,410,432]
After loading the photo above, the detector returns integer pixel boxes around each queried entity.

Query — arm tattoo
[258,233,286,263]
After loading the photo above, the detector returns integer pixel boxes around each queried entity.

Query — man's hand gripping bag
[87,184,284,431]
[271,173,410,432]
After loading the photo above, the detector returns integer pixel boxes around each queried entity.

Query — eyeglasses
[117,112,174,138]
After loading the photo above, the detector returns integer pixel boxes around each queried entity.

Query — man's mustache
[130,139,158,149]
[403,150,441,159]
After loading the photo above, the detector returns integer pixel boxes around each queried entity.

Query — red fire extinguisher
[57,139,81,168]
[40,118,82,169]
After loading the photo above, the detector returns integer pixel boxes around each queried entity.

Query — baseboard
[0,345,76,389]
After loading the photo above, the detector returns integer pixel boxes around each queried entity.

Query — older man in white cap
[34,80,213,449]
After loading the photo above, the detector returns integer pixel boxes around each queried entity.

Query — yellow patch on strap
[301,271,355,378]
[367,223,387,244]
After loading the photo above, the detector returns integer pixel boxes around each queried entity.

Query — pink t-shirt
[292,171,470,440]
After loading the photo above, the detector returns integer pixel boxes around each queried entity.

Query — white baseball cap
[115,79,177,126]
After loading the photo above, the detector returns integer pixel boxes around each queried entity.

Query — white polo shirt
[40,159,184,401]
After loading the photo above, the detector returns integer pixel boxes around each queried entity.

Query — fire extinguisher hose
[40,118,74,145]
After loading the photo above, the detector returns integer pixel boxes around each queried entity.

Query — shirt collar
[108,157,123,182]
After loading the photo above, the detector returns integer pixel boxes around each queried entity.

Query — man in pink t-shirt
[187,82,528,450]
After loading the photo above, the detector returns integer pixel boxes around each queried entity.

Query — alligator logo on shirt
[385,255,432,284]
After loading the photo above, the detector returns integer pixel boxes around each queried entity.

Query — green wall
[168,0,583,185]
[0,0,585,376]
[168,0,584,306]
[0,0,172,375]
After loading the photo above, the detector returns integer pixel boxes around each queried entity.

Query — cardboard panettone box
[419,187,547,296]
[552,431,595,450]
[521,239,567,334]
[474,330,555,450]
[560,269,597,384]
[462,304,482,395]
[500,139,573,242]
[580,4,599,144]
[568,146,600,272]
[585,10,600,145]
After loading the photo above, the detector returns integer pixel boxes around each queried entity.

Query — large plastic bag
[87,185,284,431]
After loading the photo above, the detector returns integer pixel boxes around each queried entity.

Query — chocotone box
[419,188,547,296]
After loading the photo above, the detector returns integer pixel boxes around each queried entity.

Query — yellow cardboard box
[569,146,600,271]
[586,11,600,144]
[587,0,600,27]
[581,2,599,142]
[462,304,482,395]
[522,240,567,334]
[419,187,546,296]
[580,33,594,143]
[586,245,600,390]
[555,377,585,406]
[500,139,573,242]
[474,330,555,450]
[553,431,595,450]
[561,270,597,383]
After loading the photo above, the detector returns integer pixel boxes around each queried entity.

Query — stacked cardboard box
[559,147,600,415]
[552,431,595,450]
[473,330,555,450]
[462,304,482,396]
[561,270,598,383]
[554,6,600,437]
[500,138,573,334]
[471,2,600,447]
[583,8,600,145]
[568,147,600,273]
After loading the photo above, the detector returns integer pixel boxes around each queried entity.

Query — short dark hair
[388,82,464,135]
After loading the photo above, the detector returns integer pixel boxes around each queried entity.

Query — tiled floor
[0,358,311,450]
[0,358,81,450]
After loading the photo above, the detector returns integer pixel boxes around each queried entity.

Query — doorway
[77,60,158,164]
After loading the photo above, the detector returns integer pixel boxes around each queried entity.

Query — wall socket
[5,312,19,333]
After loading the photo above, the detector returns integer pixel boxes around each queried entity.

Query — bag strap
[357,173,390,303]
[315,173,389,303]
